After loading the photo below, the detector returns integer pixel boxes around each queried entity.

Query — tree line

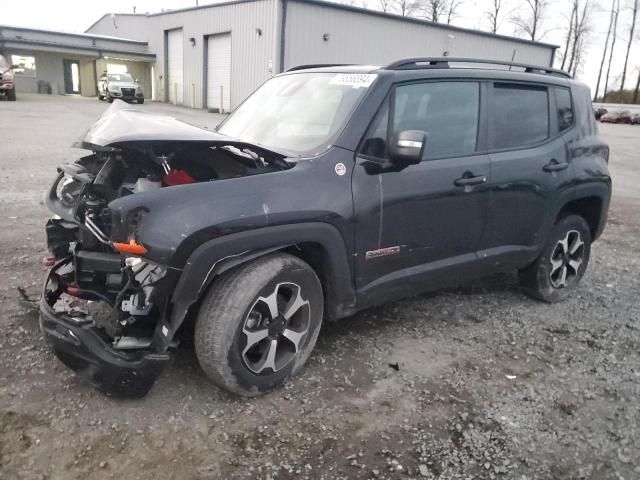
[336,0,640,104]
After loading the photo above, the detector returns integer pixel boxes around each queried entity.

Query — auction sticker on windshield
[330,73,377,89]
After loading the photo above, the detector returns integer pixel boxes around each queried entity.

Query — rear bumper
[40,265,169,397]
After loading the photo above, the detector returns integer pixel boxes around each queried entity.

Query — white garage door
[207,33,231,112]
[167,29,183,105]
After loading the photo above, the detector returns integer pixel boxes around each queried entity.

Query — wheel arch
[153,223,356,351]
[557,181,611,241]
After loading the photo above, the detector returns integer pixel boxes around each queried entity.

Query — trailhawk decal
[365,246,401,260]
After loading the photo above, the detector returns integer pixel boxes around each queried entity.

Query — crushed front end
[39,150,181,397]
[39,102,290,396]
[41,172,173,396]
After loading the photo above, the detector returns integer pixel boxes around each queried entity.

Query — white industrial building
[2,0,558,110]
[0,25,155,97]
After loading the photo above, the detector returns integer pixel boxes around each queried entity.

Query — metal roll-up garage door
[207,33,231,113]
[167,29,183,105]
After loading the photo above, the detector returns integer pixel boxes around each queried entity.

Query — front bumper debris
[40,261,169,397]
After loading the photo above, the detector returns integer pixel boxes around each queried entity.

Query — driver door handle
[543,159,569,172]
[454,173,487,187]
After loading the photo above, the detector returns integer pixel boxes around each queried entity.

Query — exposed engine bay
[40,104,290,396]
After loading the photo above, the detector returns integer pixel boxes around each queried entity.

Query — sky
[2,0,638,96]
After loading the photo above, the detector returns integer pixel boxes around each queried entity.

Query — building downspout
[549,46,557,68]
[279,0,288,73]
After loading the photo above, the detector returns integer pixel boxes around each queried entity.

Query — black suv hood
[78,100,237,150]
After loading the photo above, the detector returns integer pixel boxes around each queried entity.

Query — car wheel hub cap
[241,282,310,374]
[549,230,584,289]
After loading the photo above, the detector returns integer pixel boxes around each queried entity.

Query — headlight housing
[55,174,84,208]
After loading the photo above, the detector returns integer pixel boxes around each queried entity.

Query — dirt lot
[0,94,638,480]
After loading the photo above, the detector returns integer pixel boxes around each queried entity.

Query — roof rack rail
[287,64,351,72]
[384,57,570,78]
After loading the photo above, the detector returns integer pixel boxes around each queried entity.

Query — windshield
[109,73,134,82]
[218,72,376,156]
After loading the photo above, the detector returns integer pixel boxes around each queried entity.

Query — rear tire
[519,215,591,303]
[195,253,323,396]
[138,98,145,104]
[7,89,16,101]
[107,95,113,103]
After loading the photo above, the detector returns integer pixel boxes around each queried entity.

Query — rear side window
[491,83,549,150]
[360,81,480,160]
[555,87,574,132]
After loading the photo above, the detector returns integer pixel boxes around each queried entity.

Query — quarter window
[491,83,549,150]
[360,81,480,160]
[555,87,574,132]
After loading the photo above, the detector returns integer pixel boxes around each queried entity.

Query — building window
[107,63,129,74]
[11,55,36,77]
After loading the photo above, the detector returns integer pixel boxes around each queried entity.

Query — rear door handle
[543,159,569,172]
[454,173,487,187]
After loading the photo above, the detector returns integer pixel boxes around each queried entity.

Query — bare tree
[394,0,420,16]
[633,67,640,103]
[570,34,586,77]
[620,0,639,91]
[511,0,549,41]
[424,0,448,21]
[486,0,504,33]
[445,0,463,24]
[567,0,591,77]
[603,0,621,101]
[378,0,393,11]
[560,1,577,70]
[594,1,618,100]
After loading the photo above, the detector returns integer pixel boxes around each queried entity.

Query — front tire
[519,215,591,303]
[7,89,16,101]
[195,253,323,396]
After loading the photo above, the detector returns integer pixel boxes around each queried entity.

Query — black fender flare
[153,223,356,351]
[571,180,612,240]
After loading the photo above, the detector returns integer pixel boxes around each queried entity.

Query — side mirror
[388,130,426,165]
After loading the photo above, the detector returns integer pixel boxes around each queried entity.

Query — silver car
[98,72,144,104]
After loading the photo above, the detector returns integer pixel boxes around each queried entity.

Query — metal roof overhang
[0,39,155,62]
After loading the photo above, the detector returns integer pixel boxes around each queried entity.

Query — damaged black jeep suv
[40,58,611,397]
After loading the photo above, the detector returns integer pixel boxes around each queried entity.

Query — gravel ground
[0,94,638,480]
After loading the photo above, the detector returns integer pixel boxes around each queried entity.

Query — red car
[600,110,632,124]
[0,53,17,101]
